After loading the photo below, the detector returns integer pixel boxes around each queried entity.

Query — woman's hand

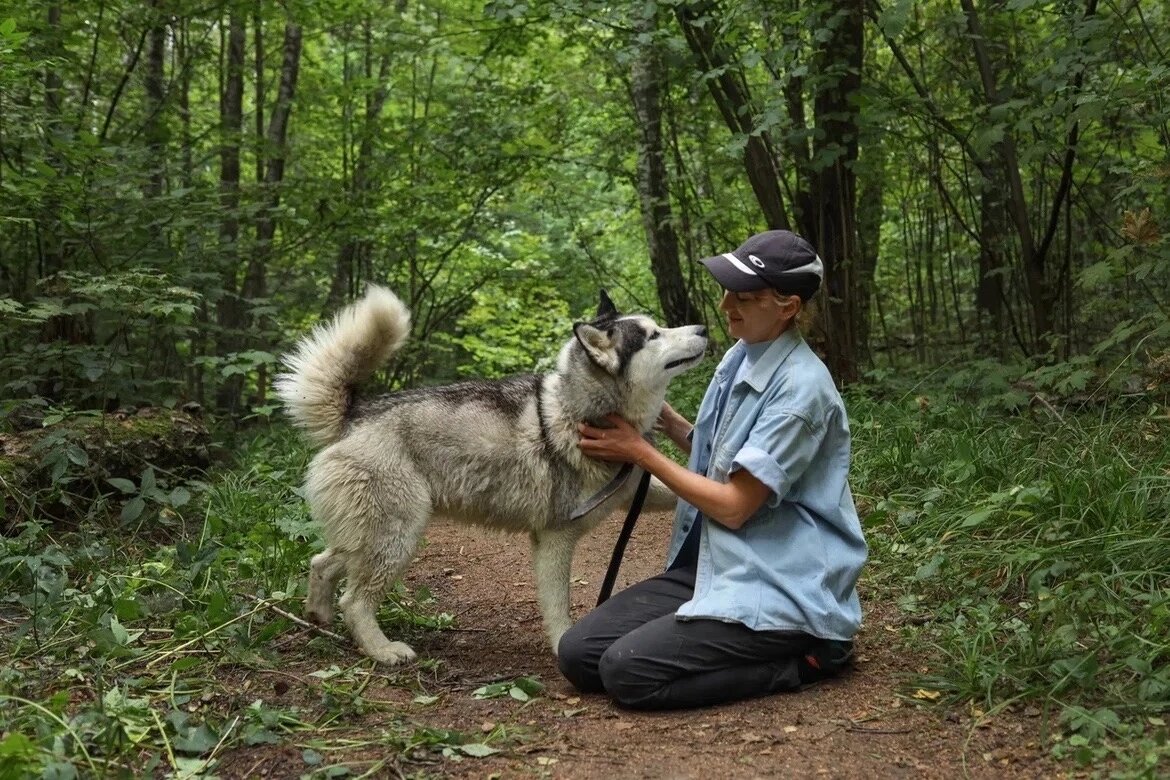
[577,414,654,465]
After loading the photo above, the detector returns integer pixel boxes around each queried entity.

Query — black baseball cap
[700,230,823,301]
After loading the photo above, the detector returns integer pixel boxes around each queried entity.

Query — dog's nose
[696,326,708,338]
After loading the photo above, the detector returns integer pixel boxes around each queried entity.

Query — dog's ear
[573,322,620,374]
[596,289,618,319]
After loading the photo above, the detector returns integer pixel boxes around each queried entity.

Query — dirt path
[367,509,1071,779]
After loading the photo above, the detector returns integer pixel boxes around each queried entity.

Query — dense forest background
[2,2,1169,777]
[1,0,1166,413]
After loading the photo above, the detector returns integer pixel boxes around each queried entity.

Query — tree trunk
[213,12,246,410]
[630,8,703,327]
[854,142,883,370]
[244,21,303,406]
[674,1,790,230]
[802,0,864,384]
[41,3,64,278]
[326,17,394,314]
[143,0,167,198]
[975,161,1009,357]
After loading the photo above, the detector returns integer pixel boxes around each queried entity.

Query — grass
[848,388,1170,775]
[0,426,507,779]
[1,385,1168,777]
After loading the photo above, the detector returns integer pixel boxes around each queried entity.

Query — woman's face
[718,289,798,344]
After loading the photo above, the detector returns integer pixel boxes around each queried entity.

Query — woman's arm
[655,403,694,454]
[578,414,771,529]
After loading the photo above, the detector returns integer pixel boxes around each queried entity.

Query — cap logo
[722,252,758,276]
[747,254,766,268]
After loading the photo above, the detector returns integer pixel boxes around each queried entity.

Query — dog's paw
[303,605,334,626]
[367,641,417,666]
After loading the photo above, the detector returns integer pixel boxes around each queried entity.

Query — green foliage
[850,389,1170,773]
[470,675,545,703]
[445,278,573,379]
[0,425,471,778]
[0,271,207,407]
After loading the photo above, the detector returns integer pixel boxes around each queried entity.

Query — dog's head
[570,290,708,389]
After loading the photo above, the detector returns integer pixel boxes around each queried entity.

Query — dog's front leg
[530,527,584,654]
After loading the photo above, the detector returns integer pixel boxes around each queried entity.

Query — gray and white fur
[275,285,707,665]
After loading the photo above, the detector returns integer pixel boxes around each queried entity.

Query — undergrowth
[0,427,510,779]
[2,372,1168,777]
[849,385,1170,776]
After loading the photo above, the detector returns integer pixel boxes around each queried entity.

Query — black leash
[568,463,633,522]
[595,469,651,606]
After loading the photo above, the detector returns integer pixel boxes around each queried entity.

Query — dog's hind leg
[304,548,348,626]
[337,474,431,666]
[531,526,585,654]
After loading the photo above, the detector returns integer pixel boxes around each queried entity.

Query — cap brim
[700,255,770,292]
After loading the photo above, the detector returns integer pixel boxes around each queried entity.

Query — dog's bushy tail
[274,285,411,447]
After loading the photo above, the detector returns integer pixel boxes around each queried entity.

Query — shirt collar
[732,328,802,392]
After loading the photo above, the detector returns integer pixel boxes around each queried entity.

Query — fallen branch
[243,593,347,643]
[847,724,914,735]
[1031,393,1066,424]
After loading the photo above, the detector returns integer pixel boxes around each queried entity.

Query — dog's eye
[648,331,661,341]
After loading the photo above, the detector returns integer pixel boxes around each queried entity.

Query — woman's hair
[764,289,818,335]
[795,296,819,335]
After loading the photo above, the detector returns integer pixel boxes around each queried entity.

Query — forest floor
[213,508,1083,780]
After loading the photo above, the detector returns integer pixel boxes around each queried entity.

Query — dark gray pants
[557,567,852,710]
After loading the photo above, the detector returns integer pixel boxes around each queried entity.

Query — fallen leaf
[783,725,798,733]
[536,757,558,766]
[480,721,496,733]
[565,696,580,705]
[561,707,587,717]
[912,689,942,701]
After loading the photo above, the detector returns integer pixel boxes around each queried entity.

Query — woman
[558,229,868,710]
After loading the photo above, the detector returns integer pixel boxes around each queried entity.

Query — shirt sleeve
[730,406,825,508]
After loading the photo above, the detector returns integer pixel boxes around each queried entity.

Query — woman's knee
[556,623,604,693]
[597,646,660,709]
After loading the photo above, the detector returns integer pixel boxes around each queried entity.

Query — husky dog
[275,286,707,665]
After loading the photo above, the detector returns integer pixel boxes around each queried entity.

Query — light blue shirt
[666,329,868,640]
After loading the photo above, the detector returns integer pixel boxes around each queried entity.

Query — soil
[218,509,1081,779]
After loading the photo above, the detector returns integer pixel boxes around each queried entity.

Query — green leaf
[472,682,512,699]
[120,497,146,523]
[65,446,89,467]
[302,749,324,765]
[458,743,499,757]
[174,723,219,754]
[961,509,994,528]
[169,487,191,507]
[512,676,545,696]
[0,731,37,758]
[109,615,144,646]
[108,477,137,494]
